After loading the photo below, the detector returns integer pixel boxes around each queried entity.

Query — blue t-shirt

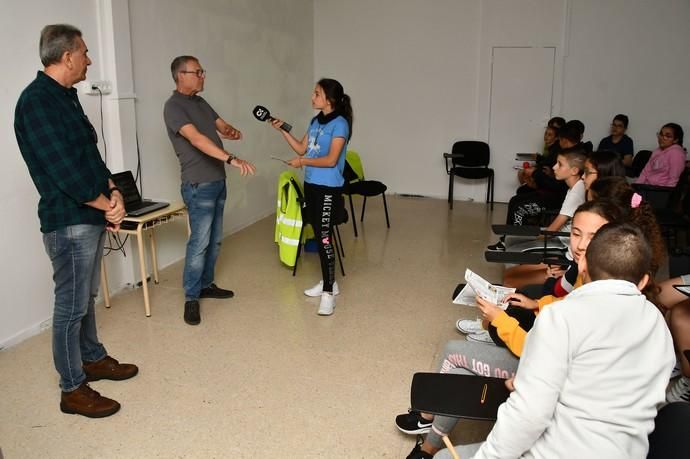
[304,115,349,187]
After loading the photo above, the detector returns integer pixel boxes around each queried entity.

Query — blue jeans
[181,179,227,300]
[42,224,108,392]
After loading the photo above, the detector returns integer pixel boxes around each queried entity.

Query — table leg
[149,227,159,284]
[136,224,151,316]
[100,257,111,308]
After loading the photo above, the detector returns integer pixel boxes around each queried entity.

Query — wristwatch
[226,154,236,164]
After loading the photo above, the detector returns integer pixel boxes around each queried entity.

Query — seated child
[488,147,586,252]
[597,114,634,167]
[485,184,665,351]
[400,202,616,458]
[436,223,675,459]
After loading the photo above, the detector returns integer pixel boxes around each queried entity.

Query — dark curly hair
[587,176,667,304]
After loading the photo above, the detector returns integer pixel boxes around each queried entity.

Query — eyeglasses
[179,68,206,78]
[657,131,675,139]
[583,169,598,177]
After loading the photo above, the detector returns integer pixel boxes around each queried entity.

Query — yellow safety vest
[274,171,312,267]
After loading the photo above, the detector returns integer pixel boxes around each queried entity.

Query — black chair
[653,169,690,254]
[444,141,494,210]
[632,165,687,213]
[342,150,390,238]
[627,149,652,178]
[290,177,346,277]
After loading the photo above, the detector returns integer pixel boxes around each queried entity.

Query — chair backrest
[345,150,365,181]
[631,150,652,177]
[451,141,490,167]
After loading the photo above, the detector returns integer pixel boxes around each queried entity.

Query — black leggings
[303,182,342,293]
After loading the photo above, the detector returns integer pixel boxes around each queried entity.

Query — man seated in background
[598,114,634,167]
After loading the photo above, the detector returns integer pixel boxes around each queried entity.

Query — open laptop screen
[111,171,143,206]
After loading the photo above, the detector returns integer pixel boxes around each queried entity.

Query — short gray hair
[170,55,198,82]
[39,24,82,67]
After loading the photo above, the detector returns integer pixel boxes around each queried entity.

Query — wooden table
[100,201,189,316]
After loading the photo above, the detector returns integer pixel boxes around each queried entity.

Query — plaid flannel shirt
[15,71,112,233]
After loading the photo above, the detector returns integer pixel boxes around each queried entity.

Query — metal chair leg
[382,193,390,228]
[348,194,358,237]
[489,171,496,210]
[360,197,368,222]
[448,174,454,209]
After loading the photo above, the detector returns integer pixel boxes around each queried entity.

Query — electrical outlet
[83,80,112,95]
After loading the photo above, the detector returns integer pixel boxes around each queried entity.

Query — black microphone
[252,105,292,133]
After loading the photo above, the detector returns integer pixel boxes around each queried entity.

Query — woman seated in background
[597,114,635,167]
[636,123,686,187]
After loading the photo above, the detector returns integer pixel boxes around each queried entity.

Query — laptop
[111,171,169,217]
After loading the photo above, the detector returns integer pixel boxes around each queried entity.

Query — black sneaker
[487,240,506,251]
[406,435,433,459]
[199,283,234,299]
[184,300,200,325]
[396,410,433,435]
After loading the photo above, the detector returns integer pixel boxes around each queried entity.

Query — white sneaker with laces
[466,329,496,345]
[304,280,340,297]
[456,318,484,335]
[666,376,690,403]
[317,293,336,316]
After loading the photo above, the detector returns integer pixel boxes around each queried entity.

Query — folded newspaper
[453,269,516,309]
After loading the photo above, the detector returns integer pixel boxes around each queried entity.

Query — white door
[488,47,555,202]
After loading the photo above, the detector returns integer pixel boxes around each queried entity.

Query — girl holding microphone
[272,78,353,316]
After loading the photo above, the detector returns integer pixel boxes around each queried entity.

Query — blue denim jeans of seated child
[181,179,227,301]
[42,224,108,392]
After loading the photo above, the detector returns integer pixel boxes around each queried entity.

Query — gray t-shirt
[163,91,226,183]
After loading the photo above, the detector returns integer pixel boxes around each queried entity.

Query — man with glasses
[164,55,256,326]
[14,24,138,418]
[597,114,634,167]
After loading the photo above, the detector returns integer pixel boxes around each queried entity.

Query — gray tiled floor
[0,195,506,458]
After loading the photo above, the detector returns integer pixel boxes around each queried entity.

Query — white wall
[314,0,690,200]
[315,0,483,198]
[0,0,104,349]
[127,0,314,276]
[562,0,690,150]
[0,0,314,349]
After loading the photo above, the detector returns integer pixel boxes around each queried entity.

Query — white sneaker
[317,293,335,316]
[666,376,690,403]
[466,330,496,345]
[456,318,484,335]
[304,280,340,297]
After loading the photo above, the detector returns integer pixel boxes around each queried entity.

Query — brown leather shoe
[60,383,120,418]
[83,355,139,382]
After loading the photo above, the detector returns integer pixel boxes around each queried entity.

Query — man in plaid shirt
[14,24,138,419]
